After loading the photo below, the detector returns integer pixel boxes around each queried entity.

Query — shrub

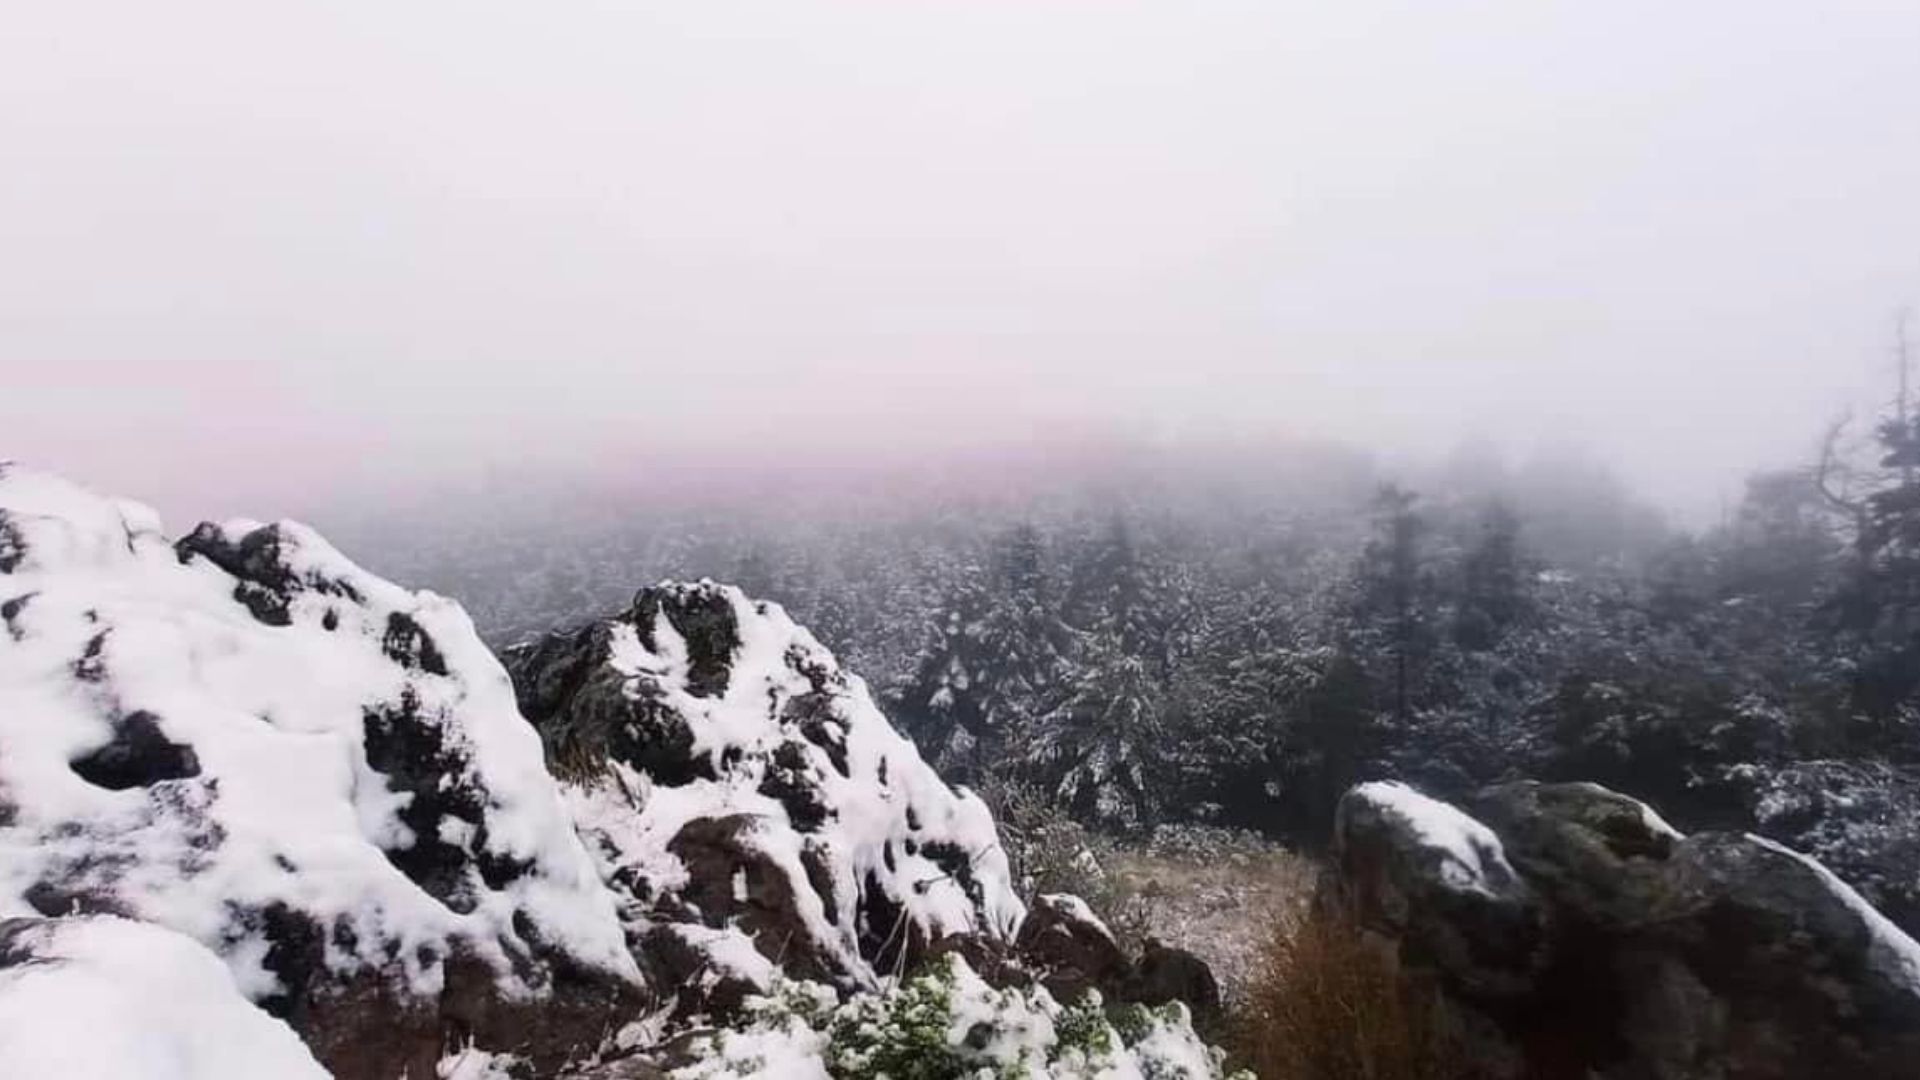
[675,954,1248,1079]
[1733,758,1920,933]
[973,777,1153,948]
[1228,902,1463,1080]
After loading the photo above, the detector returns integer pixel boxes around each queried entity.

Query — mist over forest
[9,3,1920,1078]
[327,390,1919,923]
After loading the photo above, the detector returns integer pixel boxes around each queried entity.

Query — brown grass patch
[1228,901,1467,1080]
[1104,833,1317,1001]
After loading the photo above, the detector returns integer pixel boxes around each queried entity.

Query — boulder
[1633,831,1920,1079]
[1334,781,1547,1000]
[914,929,1036,992]
[0,468,643,1078]
[1333,778,1920,1080]
[1124,939,1222,1019]
[1012,892,1131,1004]
[1462,780,1682,928]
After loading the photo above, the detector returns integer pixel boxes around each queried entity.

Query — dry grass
[1228,902,1467,1080]
[1104,831,1317,1002]
[547,734,614,786]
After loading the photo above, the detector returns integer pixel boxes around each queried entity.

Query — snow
[671,956,1235,1079]
[436,1044,529,1079]
[674,1021,834,1080]
[559,582,1024,993]
[1747,834,1920,991]
[0,915,327,1079]
[1124,1002,1222,1080]
[1038,892,1117,943]
[1635,801,1684,843]
[1352,781,1520,896]
[656,921,783,988]
[1559,782,1684,842]
[938,956,1060,1073]
[0,468,636,1003]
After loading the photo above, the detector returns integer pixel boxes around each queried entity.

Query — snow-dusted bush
[1735,759,1920,932]
[973,777,1156,951]
[674,954,1246,1080]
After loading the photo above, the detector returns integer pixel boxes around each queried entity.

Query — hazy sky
[5,2,1919,525]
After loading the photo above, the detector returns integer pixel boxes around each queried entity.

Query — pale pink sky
[5,2,1919,525]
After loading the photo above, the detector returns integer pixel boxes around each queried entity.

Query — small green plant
[1051,992,1115,1060]
[822,958,970,1079]
[676,954,1244,1079]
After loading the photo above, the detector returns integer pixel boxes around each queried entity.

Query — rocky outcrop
[1334,779,1920,1080]
[0,467,643,1078]
[503,581,1025,1019]
[0,467,1206,1077]
[1335,780,1546,1001]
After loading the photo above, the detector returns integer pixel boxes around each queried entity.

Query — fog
[5,1,1919,527]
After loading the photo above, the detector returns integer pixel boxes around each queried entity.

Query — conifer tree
[1354,484,1432,726]
[1454,500,1531,651]
[1024,629,1165,831]
[896,525,1076,778]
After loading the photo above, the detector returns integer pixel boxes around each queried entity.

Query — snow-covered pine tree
[1023,628,1166,831]
[1453,499,1532,651]
[1351,484,1436,727]
[1817,326,1920,753]
[1063,514,1168,663]
[894,561,995,775]
[895,525,1078,780]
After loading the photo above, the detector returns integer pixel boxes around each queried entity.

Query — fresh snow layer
[1352,781,1521,897]
[1636,801,1685,842]
[1038,892,1117,943]
[1746,834,1920,992]
[674,1020,834,1080]
[436,1044,531,1080]
[0,915,328,1079]
[0,466,636,1000]
[561,582,1024,992]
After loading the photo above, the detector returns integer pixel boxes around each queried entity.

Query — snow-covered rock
[0,466,642,1077]
[504,581,1025,1016]
[0,467,1214,1077]
[1335,778,1920,1080]
[0,915,329,1079]
[1013,892,1131,1004]
[1334,780,1546,999]
[1734,759,1920,935]
[1346,781,1522,898]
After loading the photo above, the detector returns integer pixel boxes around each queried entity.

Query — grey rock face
[1334,779,1920,1080]
[1335,781,1548,1001]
